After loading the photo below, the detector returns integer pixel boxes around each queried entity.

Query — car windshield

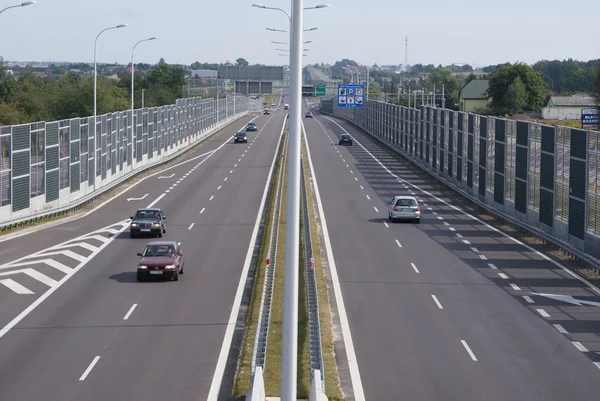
[396,198,417,207]
[143,244,176,257]
[248,123,255,126]
[236,132,245,137]
[135,210,161,219]
[341,135,349,139]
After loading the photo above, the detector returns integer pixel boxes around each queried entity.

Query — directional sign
[337,84,364,108]
[582,108,599,129]
[126,193,149,202]
[531,292,600,307]
[316,84,326,97]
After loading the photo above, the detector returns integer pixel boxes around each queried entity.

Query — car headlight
[138,265,147,269]
[165,265,176,269]
[153,223,161,227]
[131,223,138,227]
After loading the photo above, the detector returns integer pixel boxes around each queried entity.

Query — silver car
[387,195,421,223]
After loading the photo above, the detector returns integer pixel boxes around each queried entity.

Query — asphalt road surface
[302,100,600,401]
[0,96,285,401]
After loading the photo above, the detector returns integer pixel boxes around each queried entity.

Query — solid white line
[299,119,366,401]
[206,113,288,401]
[523,295,535,303]
[537,308,550,318]
[217,185,222,190]
[123,304,137,320]
[461,340,478,361]
[200,208,205,214]
[188,223,195,230]
[410,263,420,273]
[510,284,521,291]
[553,324,568,334]
[210,195,214,200]
[366,195,371,200]
[431,295,443,309]
[594,362,600,370]
[395,239,402,248]
[498,272,509,279]
[146,193,165,208]
[0,279,34,294]
[383,222,389,228]
[572,342,588,352]
[373,206,379,212]
[79,356,101,381]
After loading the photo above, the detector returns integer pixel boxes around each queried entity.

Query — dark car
[136,241,185,281]
[234,131,248,143]
[305,111,313,118]
[339,133,353,146]
[129,208,167,238]
[263,109,271,115]
[246,122,257,131]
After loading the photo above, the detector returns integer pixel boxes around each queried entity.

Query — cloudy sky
[0,0,597,67]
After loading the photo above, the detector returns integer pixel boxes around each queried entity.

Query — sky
[0,0,598,67]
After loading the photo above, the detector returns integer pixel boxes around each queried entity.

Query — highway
[0,96,285,401]
[302,100,600,401]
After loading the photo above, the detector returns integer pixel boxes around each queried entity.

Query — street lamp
[266,27,319,34]
[0,0,35,15]
[93,23,127,186]
[130,36,158,169]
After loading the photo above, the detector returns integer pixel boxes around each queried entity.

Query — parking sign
[337,84,365,108]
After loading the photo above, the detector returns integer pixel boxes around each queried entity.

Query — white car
[387,195,420,223]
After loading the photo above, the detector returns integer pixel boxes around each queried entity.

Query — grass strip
[301,137,345,400]
[262,134,288,394]
[232,129,288,397]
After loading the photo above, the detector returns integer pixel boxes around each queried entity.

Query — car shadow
[109,271,138,283]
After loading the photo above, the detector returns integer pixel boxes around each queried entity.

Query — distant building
[189,70,217,78]
[542,95,597,120]
[459,79,490,112]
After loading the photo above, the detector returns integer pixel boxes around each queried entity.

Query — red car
[136,241,185,281]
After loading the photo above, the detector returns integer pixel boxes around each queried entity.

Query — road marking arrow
[531,292,600,307]
[158,174,175,179]
[126,193,148,201]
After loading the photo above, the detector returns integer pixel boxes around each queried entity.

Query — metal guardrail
[301,158,325,386]
[319,107,600,272]
[251,128,289,378]
[0,111,249,233]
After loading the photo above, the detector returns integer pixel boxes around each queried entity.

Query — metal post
[141,89,145,109]
[366,66,370,101]
[130,53,135,170]
[442,84,446,109]
[280,0,303,399]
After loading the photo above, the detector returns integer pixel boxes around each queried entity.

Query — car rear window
[396,198,417,207]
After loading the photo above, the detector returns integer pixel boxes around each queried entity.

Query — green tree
[595,65,600,109]
[487,63,548,115]
[504,76,528,114]
[236,58,249,66]
[426,68,463,109]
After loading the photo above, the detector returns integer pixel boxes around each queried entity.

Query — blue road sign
[337,84,365,108]
[582,108,599,129]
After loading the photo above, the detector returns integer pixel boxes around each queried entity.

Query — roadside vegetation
[0,59,185,125]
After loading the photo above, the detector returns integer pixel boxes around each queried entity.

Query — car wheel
[158,232,163,238]
[415,218,421,224]
[163,228,166,234]
[130,231,136,238]
[173,271,179,281]
[137,273,143,282]
[388,213,392,221]
[180,261,184,274]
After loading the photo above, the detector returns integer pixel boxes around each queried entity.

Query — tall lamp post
[93,23,127,187]
[254,5,330,400]
[0,0,35,15]
[130,36,158,169]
